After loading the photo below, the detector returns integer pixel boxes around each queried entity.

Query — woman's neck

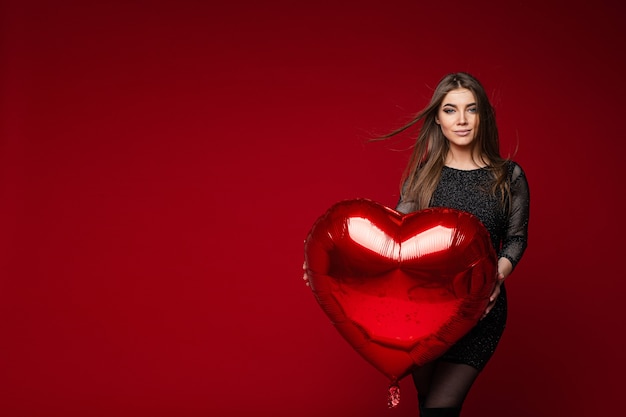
[445,149,487,170]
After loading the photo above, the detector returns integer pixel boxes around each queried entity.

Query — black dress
[396,161,530,370]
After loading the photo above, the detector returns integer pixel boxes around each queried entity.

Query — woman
[390,72,530,416]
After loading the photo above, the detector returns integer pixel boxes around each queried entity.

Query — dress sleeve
[396,199,415,214]
[499,162,530,269]
[395,180,416,214]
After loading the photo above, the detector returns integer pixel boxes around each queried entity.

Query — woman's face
[435,88,478,149]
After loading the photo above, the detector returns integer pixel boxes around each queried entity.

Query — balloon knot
[387,383,400,408]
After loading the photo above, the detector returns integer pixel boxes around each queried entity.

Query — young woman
[390,72,530,416]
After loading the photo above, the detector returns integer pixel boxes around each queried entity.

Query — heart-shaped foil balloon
[303,199,496,407]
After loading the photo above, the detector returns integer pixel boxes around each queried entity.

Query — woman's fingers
[302,261,310,286]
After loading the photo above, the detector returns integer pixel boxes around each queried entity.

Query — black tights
[412,361,480,417]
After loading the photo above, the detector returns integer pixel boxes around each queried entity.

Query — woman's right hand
[302,261,310,287]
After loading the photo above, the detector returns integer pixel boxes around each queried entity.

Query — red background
[1,1,624,416]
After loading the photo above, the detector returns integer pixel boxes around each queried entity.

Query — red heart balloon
[304,199,497,386]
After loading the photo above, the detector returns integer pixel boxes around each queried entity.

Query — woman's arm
[499,162,530,270]
[483,162,530,318]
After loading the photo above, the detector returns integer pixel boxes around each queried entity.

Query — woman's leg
[424,361,479,407]
[412,361,436,414]
[413,361,480,416]
[412,362,436,404]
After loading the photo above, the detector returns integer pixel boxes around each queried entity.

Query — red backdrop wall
[1,1,624,416]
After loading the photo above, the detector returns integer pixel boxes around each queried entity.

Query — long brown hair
[381,72,510,210]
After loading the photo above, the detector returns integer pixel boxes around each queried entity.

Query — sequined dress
[396,161,529,370]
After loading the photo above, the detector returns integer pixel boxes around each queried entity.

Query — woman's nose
[457,110,470,125]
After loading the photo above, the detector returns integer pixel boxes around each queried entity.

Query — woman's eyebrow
[442,102,477,108]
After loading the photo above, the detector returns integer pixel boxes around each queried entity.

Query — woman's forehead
[442,88,475,104]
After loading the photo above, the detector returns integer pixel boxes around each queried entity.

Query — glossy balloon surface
[304,199,497,383]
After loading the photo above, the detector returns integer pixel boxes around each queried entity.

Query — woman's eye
[443,108,455,114]
[468,107,477,113]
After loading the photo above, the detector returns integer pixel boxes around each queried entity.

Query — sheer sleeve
[396,199,415,214]
[396,180,416,214]
[499,162,530,269]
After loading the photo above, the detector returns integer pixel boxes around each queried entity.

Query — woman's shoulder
[504,160,527,183]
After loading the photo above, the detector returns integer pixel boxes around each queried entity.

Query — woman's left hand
[481,271,505,320]
[482,258,513,319]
